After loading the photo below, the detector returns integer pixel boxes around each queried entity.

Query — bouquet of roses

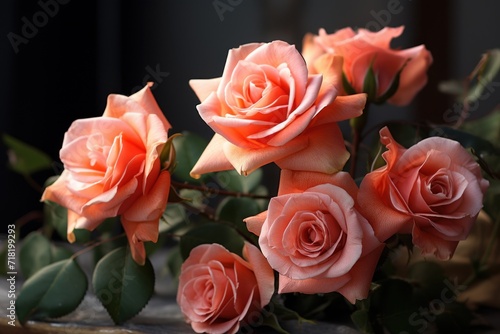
[5,25,500,334]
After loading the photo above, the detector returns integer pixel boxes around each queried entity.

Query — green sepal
[375,60,408,104]
[362,62,378,102]
[342,72,357,95]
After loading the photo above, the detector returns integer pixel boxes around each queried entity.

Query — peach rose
[177,242,275,334]
[302,26,433,105]
[41,84,171,265]
[245,170,384,303]
[189,40,366,177]
[358,126,489,260]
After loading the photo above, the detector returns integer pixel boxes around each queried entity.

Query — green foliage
[16,259,88,324]
[172,131,211,183]
[179,222,245,260]
[92,246,155,325]
[2,133,53,176]
[19,232,73,279]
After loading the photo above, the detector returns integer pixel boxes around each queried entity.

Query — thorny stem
[171,180,272,200]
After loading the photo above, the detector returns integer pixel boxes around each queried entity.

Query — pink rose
[245,170,384,303]
[302,26,433,105]
[358,126,489,260]
[189,40,366,177]
[177,242,275,334]
[41,84,171,265]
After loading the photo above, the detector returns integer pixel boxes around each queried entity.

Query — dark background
[1,0,499,232]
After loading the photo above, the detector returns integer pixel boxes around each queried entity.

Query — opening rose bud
[302,26,433,106]
[41,83,172,265]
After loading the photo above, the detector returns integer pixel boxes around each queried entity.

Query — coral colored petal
[122,170,171,222]
[412,225,459,260]
[189,78,223,103]
[278,170,358,198]
[358,172,412,242]
[223,138,306,176]
[389,45,433,106]
[190,134,235,178]
[243,242,275,307]
[275,123,350,174]
[336,244,385,303]
[313,94,366,125]
[278,273,350,295]
[243,211,268,236]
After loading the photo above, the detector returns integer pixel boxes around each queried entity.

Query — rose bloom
[41,84,171,265]
[302,26,433,105]
[189,40,366,177]
[245,170,384,304]
[358,126,489,260]
[177,242,275,334]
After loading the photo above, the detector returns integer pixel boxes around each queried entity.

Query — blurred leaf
[3,133,53,175]
[19,232,73,279]
[0,243,10,276]
[215,168,263,193]
[439,49,500,104]
[435,126,500,157]
[160,203,188,233]
[351,309,374,333]
[166,245,183,279]
[16,259,87,324]
[408,261,447,302]
[461,107,500,145]
[179,222,245,260]
[172,131,211,183]
[438,79,465,96]
[370,278,420,334]
[93,246,155,325]
[466,49,500,103]
[216,197,261,244]
[434,303,475,334]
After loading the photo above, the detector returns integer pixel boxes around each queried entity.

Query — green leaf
[19,232,73,279]
[461,107,500,145]
[92,246,155,325]
[215,168,263,193]
[166,246,183,279]
[3,133,53,176]
[351,309,374,333]
[370,278,420,334]
[216,197,261,243]
[16,259,88,324]
[172,131,211,183]
[362,62,378,102]
[465,49,500,103]
[160,203,188,233]
[179,222,245,260]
